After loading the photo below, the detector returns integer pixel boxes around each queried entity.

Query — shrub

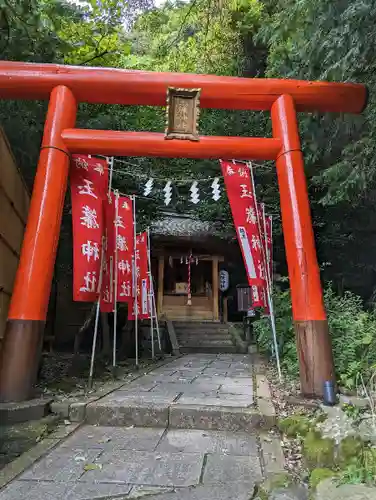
[338,436,365,467]
[253,279,376,389]
[253,278,298,377]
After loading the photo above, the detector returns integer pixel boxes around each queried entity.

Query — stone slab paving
[85,353,257,429]
[0,426,261,499]
[0,354,278,499]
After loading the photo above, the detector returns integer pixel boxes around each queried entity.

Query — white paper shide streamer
[163,181,172,206]
[144,178,153,196]
[190,181,200,204]
[211,177,220,201]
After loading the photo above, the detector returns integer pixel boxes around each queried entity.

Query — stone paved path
[85,353,260,431]
[0,354,279,500]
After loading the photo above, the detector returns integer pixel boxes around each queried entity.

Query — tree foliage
[254,281,376,389]
[255,0,376,298]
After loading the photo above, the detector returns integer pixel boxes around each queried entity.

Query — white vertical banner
[141,278,148,315]
[237,226,257,280]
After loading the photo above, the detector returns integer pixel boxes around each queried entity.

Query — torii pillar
[271,94,334,396]
[0,86,77,401]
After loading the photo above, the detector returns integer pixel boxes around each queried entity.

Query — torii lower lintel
[0,62,367,401]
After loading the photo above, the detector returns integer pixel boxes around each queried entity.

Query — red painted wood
[61,129,282,160]
[271,94,326,322]
[0,61,367,113]
[9,86,77,321]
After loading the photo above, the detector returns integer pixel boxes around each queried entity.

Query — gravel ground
[37,352,159,400]
[266,363,320,483]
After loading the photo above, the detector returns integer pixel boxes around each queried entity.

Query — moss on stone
[303,431,335,470]
[278,414,313,438]
[313,412,328,425]
[309,468,337,489]
[254,472,294,499]
[338,436,364,467]
[0,415,59,466]
[253,487,268,500]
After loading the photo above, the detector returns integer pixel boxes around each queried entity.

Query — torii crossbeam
[0,61,367,401]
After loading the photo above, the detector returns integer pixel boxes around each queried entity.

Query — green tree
[256,0,376,298]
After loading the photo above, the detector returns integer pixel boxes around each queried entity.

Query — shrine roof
[151,211,222,238]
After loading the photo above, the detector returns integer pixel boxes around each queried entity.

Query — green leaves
[254,281,376,388]
[131,0,264,75]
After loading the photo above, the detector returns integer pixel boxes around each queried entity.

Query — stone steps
[179,345,238,354]
[179,341,234,348]
[83,354,275,432]
[85,401,269,432]
[174,321,234,354]
[177,336,233,343]
[176,333,231,340]
[174,322,229,332]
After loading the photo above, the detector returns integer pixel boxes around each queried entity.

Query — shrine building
[150,211,242,324]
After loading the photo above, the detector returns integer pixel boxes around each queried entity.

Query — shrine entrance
[158,255,221,322]
[0,61,367,402]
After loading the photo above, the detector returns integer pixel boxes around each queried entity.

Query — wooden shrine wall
[0,127,29,345]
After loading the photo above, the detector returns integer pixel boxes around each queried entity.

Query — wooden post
[157,255,164,316]
[212,256,219,321]
[271,94,334,397]
[0,85,77,402]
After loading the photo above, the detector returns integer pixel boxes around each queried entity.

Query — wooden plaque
[165,87,201,141]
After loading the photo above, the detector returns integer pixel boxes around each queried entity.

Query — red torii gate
[0,61,367,402]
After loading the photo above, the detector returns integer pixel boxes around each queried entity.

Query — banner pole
[108,157,114,195]
[248,161,282,382]
[112,190,119,377]
[266,286,282,380]
[106,158,115,376]
[146,227,155,359]
[88,235,106,390]
[133,195,139,368]
[270,216,273,289]
[153,279,162,351]
[262,203,272,293]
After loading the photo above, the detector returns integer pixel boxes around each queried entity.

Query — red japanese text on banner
[128,232,149,320]
[257,204,272,314]
[116,196,134,303]
[258,203,273,285]
[251,285,265,309]
[260,286,270,315]
[100,194,115,312]
[220,160,266,288]
[71,154,108,302]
